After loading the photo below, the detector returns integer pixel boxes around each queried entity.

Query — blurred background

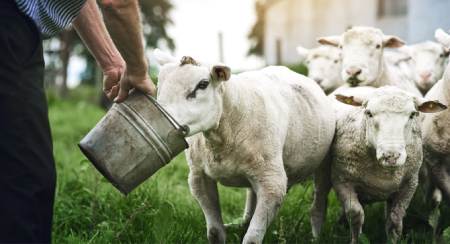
[44,0,450,103]
[46,0,450,243]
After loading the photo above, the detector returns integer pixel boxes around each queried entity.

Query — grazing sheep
[318,86,445,243]
[296,45,344,94]
[400,41,449,94]
[422,29,450,206]
[154,50,336,244]
[318,26,422,97]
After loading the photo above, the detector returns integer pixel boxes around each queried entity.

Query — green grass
[287,63,308,76]
[49,92,445,244]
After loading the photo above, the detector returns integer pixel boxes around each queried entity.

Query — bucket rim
[137,91,189,149]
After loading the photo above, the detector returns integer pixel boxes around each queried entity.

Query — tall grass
[49,90,445,243]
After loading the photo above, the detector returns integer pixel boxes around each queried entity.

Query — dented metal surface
[79,91,188,195]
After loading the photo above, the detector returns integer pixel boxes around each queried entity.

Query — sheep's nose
[313,77,323,84]
[346,67,362,77]
[419,71,432,81]
[380,151,401,165]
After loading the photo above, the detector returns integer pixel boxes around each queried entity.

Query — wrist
[101,52,126,73]
[126,58,149,78]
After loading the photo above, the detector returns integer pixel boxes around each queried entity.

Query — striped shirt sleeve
[15,0,87,38]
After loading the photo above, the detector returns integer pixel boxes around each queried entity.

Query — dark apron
[0,0,56,243]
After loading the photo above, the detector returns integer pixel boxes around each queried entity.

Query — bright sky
[68,0,262,87]
[156,0,264,70]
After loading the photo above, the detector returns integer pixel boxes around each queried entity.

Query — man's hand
[73,0,156,103]
[99,0,156,102]
[103,63,156,102]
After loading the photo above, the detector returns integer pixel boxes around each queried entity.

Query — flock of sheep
[152,26,450,244]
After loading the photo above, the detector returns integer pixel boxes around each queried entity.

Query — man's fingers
[103,78,114,93]
[135,79,157,96]
[106,84,120,101]
[103,68,122,92]
[104,67,155,102]
[114,83,131,103]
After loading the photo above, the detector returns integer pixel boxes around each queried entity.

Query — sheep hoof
[207,226,225,244]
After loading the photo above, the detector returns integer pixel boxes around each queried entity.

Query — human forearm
[73,0,155,102]
[99,0,148,77]
[73,0,124,72]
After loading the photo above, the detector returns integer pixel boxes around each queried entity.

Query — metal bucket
[78,91,189,195]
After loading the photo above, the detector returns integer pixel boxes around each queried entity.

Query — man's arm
[72,0,155,102]
[99,0,156,101]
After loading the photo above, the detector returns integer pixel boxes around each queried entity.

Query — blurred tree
[43,30,84,97]
[43,39,61,90]
[44,0,174,101]
[59,30,77,97]
[140,0,175,50]
[247,0,267,57]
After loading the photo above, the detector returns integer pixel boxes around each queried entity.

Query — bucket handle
[143,94,189,136]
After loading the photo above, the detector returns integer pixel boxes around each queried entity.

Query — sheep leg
[189,170,225,244]
[432,188,442,207]
[242,167,287,244]
[430,161,450,203]
[334,183,364,244]
[385,176,418,243]
[310,156,332,238]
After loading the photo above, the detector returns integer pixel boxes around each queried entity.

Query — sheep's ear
[317,35,341,47]
[296,46,309,62]
[211,65,231,82]
[435,28,450,48]
[383,35,405,48]
[416,99,447,113]
[153,49,177,66]
[335,94,364,106]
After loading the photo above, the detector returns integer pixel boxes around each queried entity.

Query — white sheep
[421,28,450,206]
[384,49,414,83]
[318,26,422,97]
[400,41,449,94]
[154,50,336,244]
[315,86,446,243]
[296,45,344,94]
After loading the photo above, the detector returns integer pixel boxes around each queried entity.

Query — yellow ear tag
[346,98,352,104]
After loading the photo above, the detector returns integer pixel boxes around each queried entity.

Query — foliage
[50,87,439,243]
[140,0,175,50]
[287,63,308,76]
[149,65,160,85]
[443,227,450,243]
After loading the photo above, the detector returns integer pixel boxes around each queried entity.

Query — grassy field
[49,91,447,244]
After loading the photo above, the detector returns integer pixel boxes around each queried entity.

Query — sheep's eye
[338,45,343,49]
[376,44,381,49]
[186,79,210,99]
[440,53,446,58]
[365,110,373,118]
[334,59,339,64]
[197,79,210,90]
[410,111,419,119]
